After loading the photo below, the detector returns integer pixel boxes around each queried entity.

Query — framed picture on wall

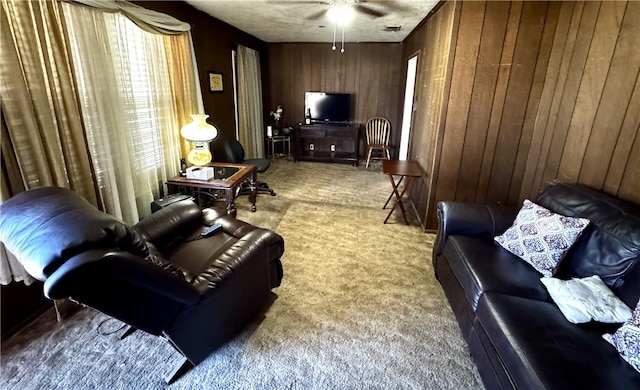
[208,71,223,93]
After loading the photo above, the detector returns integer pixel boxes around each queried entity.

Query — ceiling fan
[269,0,400,21]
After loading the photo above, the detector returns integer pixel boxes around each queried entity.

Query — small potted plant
[270,105,283,135]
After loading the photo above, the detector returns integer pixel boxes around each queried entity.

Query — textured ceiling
[183,0,440,43]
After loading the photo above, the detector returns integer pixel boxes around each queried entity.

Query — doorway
[399,54,418,160]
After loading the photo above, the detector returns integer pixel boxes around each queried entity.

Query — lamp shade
[181,114,218,142]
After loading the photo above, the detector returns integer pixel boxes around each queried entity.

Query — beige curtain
[0,0,99,203]
[236,45,265,159]
[165,34,205,160]
[0,0,100,285]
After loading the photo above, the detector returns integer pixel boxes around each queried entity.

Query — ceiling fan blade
[268,1,330,4]
[355,4,387,18]
[359,0,410,13]
[306,9,327,21]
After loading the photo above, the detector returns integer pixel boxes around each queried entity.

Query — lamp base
[187,147,212,166]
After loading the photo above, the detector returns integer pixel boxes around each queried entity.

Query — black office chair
[224,138,276,196]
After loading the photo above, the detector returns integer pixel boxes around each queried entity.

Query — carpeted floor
[0,159,484,389]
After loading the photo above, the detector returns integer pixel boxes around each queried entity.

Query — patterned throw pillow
[604,299,640,373]
[494,199,590,277]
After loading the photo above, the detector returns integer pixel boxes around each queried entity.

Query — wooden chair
[365,117,391,168]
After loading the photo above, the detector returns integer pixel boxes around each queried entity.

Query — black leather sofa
[0,187,284,383]
[433,183,640,389]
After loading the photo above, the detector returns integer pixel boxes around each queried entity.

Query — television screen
[305,92,351,123]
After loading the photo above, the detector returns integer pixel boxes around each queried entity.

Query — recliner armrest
[433,201,519,257]
[134,200,202,246]
[190,229,284,294]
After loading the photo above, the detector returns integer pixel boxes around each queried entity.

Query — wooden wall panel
[455,1,510,204]
[520,2,582,197]
[265,42,403,154]
[405,0,640,230]
[556,2,626,181]
[538,2,601,187]
[434,1,486,207]
[604,78,640,196]
[519,1,640,203]
[579,3,640,189]
[402,0,457,229]
[484,1,549,205]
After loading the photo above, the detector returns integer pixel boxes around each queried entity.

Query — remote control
[201,223,222,237]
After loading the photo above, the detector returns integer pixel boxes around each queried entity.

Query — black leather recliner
[0,187,284,383]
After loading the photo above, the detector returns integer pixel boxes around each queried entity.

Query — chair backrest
[365,117,391,145]
[224,138,245,163]
[0,187,149,281]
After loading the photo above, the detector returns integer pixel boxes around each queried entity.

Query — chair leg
[165,357,194,384]
[118,325,136,340]
[385,149,391,160]
[366,148,373,168]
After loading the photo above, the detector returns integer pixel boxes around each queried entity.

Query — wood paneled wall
[519,1,640,203]
[405,1,640,230]
[265,43,404,153]
[402,1,457,229]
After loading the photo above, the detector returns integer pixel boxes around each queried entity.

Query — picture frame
[208,71,223,93]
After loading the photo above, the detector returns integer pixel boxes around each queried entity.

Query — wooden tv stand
[294,123,360,166]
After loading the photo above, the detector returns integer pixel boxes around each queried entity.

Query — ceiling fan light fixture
[327,5,355,26]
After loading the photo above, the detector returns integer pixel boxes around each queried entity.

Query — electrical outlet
[309,143,315,151]
[330,144,336,152]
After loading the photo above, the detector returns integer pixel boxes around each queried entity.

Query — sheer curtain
[62,2,202,224]
[236,45,265,159]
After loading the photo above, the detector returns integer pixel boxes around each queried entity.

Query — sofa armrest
[433,201,519,257]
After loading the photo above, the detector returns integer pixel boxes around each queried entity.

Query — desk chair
[224,138,276,196]
[365,117,392,168]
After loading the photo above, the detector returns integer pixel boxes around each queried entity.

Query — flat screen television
[305,92,351,124]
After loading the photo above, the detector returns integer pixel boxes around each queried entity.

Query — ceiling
[183,0,440,43]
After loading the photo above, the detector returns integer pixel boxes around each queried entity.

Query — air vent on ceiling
[384,26,402,32]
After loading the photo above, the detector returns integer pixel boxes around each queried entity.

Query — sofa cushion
[604,299,640,374]
[442,235,549,311]
[540,275,632,324]
[535,183,640,307]
[494,200,590,277]
[475,292,640,389]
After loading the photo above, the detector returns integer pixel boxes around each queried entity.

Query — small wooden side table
[382,160,422,225]
[267,135,291,161]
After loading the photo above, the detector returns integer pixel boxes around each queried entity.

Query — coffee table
[165,162,257,218]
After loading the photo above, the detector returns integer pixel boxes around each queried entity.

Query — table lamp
[181,114,218,166]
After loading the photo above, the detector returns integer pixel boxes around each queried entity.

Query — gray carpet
[0,159,484,389]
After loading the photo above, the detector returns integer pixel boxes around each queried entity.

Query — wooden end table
[165,162,257,218]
